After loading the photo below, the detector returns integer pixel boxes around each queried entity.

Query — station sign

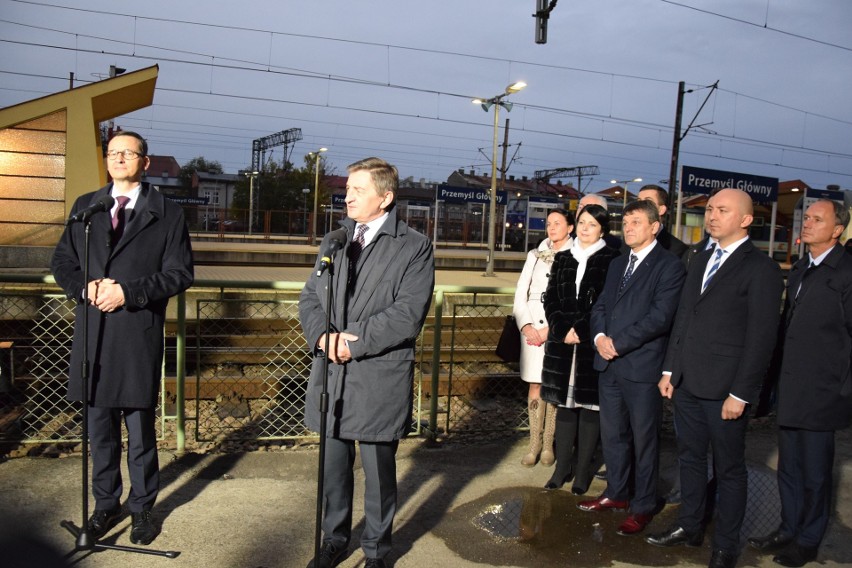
[681,165,778,203]
[437,184,507,205]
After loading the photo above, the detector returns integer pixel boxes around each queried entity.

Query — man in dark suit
[638,185,688,257]
[580,200,685,536]
[749,199,852,567]
[299,157,435,568]
[51,131,194,545]
[646,188,784,568]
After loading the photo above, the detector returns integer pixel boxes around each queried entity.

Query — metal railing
[0,275,522,452]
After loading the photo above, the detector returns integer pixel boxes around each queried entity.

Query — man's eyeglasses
[106,149,143,160]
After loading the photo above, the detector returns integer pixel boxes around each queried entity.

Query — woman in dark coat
[541,204,619,494]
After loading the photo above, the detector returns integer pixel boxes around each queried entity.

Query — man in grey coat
[52,131,193,545]
[299,157,435,568]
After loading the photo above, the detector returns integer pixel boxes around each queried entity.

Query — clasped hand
[318,332,359,364]
[87,278,125,313]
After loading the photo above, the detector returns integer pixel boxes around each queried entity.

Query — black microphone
[316,228,348,276]
[66,195,115,225]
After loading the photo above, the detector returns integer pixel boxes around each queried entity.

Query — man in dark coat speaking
[51,131,193,545]
[299,157,434,568]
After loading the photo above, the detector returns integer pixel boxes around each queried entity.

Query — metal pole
[311,156,320,245]
[248,174,254,236]
[485,101,500,276]
[499,117,510,253]
[670,81,686,236]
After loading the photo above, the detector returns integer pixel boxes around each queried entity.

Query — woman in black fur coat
[541,204,620,494]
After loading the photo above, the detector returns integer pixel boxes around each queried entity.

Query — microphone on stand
[316,228,348,276]
[66,195,115,225]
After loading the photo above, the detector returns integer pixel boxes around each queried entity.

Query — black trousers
[88,406,159,512]
[778,427,834,548]
[322,437,399,559]
[674,388,748,553]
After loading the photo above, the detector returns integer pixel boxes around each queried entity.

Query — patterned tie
[619,254,638,292]
[702,247,725,292]
[111,196,130,244]
[348,224,369,290]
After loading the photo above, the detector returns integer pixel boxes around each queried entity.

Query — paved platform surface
[1,426,850,568]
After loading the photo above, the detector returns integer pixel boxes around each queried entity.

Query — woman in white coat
[513,209,574,466]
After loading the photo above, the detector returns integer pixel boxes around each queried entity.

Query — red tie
[112,196,130,243]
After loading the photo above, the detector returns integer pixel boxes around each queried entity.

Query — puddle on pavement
[435,485,767,567]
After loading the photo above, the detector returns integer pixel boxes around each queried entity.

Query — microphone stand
[60,217,178,560]
[313,260,336,566]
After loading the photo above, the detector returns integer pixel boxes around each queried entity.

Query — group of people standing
[512,185,852,568]
[49,130,849,568]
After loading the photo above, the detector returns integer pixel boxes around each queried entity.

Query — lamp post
[302,187,310,236]
[473,81,527,277]
[610,177,643,209]
[308,148,327,245]
[243,170,259,235]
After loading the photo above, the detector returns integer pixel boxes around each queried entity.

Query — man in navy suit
[580,199,685,536]
[647,188,784,568]
[749,199,852,567]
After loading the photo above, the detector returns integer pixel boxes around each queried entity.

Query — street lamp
[308,148,327,245]
[243,170,259,235]
[610,177,643,209]
[302,187,311,236]
[473,81,527,277]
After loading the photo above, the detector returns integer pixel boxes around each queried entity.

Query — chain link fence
[189,293,429,445]
[0,289,169,444]
[440,297,526,436]
[0,287,525,446]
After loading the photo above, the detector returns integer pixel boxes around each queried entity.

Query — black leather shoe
[129,510,158,545]
[306,541,347,568]
[773,544,818,567]
[645,525,703,547]
[87,506,121,540]
[709,549,738,568]
[748,530,793,552]
[594,468,607,480]
[364,558,387,568]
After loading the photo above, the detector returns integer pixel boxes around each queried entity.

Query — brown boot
[522,398,544,466]
[539,403,557,466]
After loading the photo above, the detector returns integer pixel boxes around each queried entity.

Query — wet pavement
[1,424,851,568]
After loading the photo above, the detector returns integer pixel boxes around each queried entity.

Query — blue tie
[620,254,637,292]
[702,247,725,292]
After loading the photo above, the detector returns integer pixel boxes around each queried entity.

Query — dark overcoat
[51,183,194,408]
[299,207,435,442]
[541,245,619,406]
[777,244,852,431]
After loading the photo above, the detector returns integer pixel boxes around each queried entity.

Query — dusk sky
[2,0,850,193]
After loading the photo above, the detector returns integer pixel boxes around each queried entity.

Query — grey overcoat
[299,207,435,442]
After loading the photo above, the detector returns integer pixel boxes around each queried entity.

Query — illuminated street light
[308,148,327,245]
[472,81,527,277]
[610,177,643,209]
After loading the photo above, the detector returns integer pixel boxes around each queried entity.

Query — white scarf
[570,238,607,297]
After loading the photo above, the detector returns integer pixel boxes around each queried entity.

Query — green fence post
[176,291,186,454]
[429,289,443,439]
